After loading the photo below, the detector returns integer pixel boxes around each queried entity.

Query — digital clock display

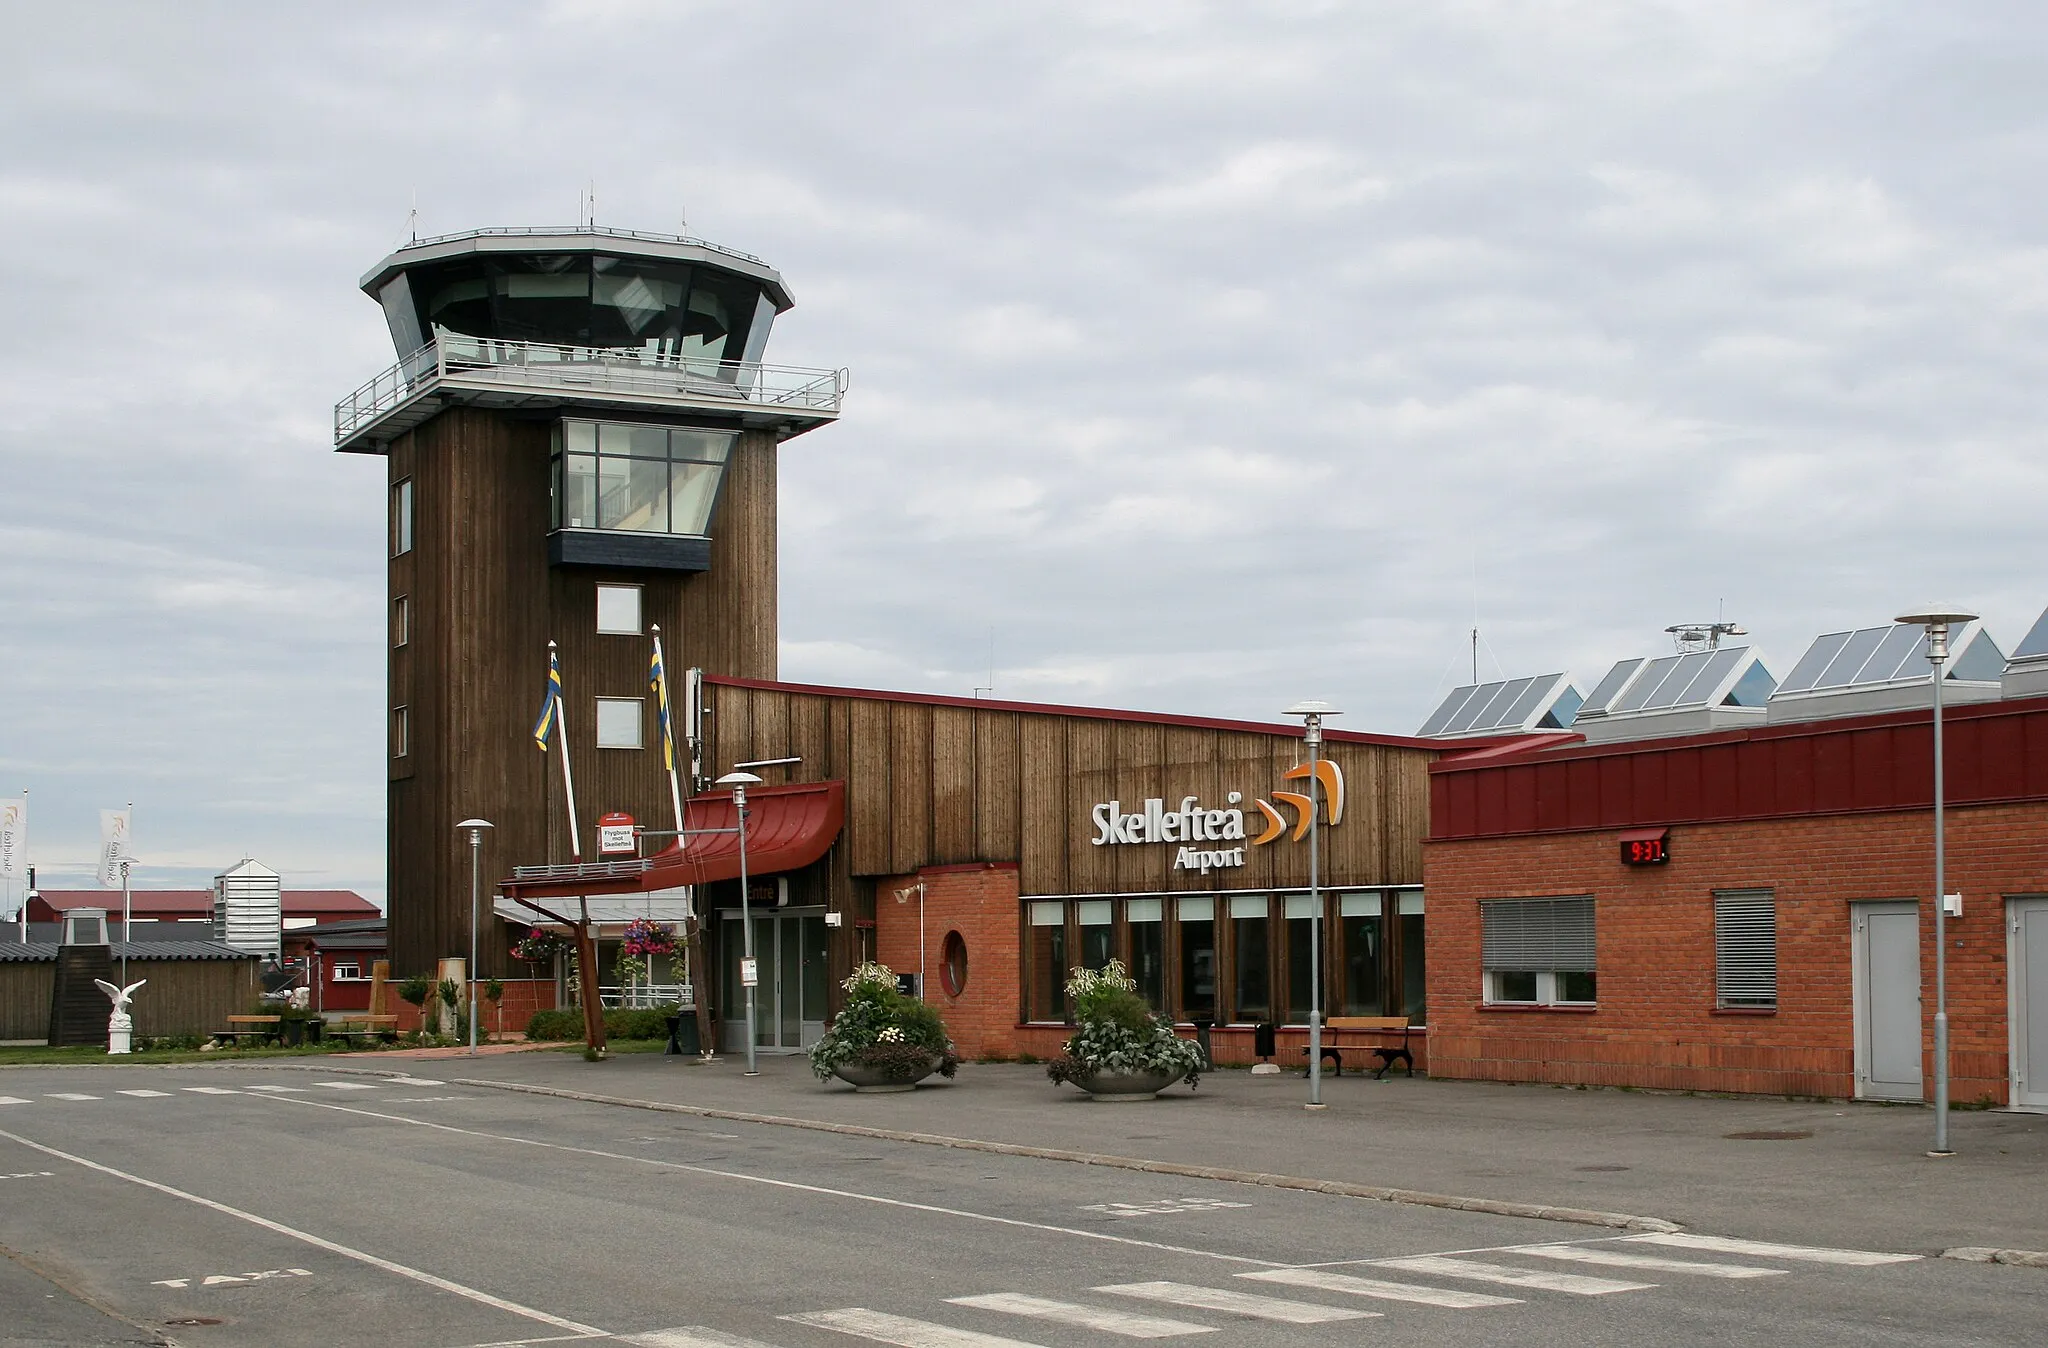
[1620,832,1669,866]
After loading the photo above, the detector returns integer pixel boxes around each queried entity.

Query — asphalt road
[0,1065,2039,1347]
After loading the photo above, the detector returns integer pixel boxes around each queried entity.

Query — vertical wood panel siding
[388,407,782,975]
[0,959,261,1040]
[707,683,1438,901]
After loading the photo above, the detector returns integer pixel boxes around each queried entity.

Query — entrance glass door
[720,908,829,1053]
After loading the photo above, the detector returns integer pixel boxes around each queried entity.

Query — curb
[1944,1247,2048,1268]
[447,1076,1684,1235]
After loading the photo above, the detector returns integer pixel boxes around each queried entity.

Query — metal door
[1854,902,1922,1101]
[2011,898,2048,1112]
[719,908,829,1053]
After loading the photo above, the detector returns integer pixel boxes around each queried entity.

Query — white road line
[245,1085,305,1093]
[621,1329,788,1348]
[312,1081,381,1090]
[0,1097,29,1106]
[1239,1267,1522,1309]
[117,1089,173,1098]
[182,1086,240,1095]
[787,1308,1053,1348]
[0,1126,607,1339]
[1094,1283,1377,1324]
[1623,1233,1921,1266]
[244,1093,1284,1267]
[949,1292,1217,1337]
[44,1093,100,1101]
[1518,1244,1786,1279]
[1373,1256,1653,1296]
[395,1078,444,1086]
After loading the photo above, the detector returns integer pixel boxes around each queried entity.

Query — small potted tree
[808,962,958,1092]
[1047,961,1204,1100]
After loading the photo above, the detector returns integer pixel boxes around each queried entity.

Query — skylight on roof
[1774,623,2004,695]
[1418,672,1581,738]
[1577,646,1772,719]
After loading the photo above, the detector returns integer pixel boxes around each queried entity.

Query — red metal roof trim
[498,780,846,901]
[704,673,1468,750]
[1429,693,2048,842]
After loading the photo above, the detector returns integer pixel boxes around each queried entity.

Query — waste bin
[1190,1018,1215,1068]
[665,1014,701,1056]
[1253,1022,1277,1060]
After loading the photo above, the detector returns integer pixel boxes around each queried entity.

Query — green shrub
[398,975,431,1008]
[437,978,460,1009]
[808,962,958,1082]
[525,1006,678,1042]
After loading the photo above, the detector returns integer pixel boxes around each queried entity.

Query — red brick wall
[1424,800,2048,1101]
[876,864,1022,1059]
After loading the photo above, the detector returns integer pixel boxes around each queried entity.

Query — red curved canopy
[498,780,845,901]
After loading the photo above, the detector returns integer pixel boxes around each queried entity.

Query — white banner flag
[98,808,132,889]
[0,796,23,880]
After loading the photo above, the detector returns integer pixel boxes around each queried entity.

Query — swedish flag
[650,644,678,772]
[532,648,563,750]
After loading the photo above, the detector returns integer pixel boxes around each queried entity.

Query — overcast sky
[4,2,2046,905]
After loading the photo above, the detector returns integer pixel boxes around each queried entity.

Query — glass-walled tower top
[335,226,843,455]
[361,225,795,361]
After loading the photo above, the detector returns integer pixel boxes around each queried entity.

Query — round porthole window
[940,930,969,997]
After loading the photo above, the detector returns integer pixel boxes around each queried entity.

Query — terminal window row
[1021,889,1424,1029]
[1477,890,1778,1011]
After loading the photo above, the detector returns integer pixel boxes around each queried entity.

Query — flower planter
[831,1060,938,1092]
[1073,1067,1186,1101]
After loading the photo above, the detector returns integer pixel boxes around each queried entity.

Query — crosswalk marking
[245,1085,305,1093]
[116,1089,172,1098]
[620,1328,788,1348]
[311,1082,380,1090]
[1373,1256,1653,1296]
[1623,1233,1920,1266]
[949,1292,1216,1337]
[1239,1267,1522,1309]
[181,1086,239,1095]
[1094,1282,1377,1323]
[0,1097,27,1106]
[1517,1244,1785,1279]
[787,1308,1053,1348]
[44,1093,100,1102]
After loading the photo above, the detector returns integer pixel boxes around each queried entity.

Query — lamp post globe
[1283,701,1342,1109]
[457,819,494,1056]
[1893,607,1977,1156]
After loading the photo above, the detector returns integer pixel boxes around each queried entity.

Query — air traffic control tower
[333,227,845,975]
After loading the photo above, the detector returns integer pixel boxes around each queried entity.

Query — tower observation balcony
[332,226,846,453]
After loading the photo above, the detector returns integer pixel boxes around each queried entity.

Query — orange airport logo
[1251,760,1344,845]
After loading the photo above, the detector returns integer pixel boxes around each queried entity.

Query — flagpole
[550,641,583,859]
[651,626,686,843]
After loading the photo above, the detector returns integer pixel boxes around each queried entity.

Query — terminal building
[335,225,1450,1065]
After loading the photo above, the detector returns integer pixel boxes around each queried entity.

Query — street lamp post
[716,771,764,1076]
[456,819,494,1057]
[1284,700,1341,1110]
[111,855,139,985]
[1895,607,1977,1157]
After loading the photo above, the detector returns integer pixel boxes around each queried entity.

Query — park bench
[213,1015,284,1048]
[1301,1015,1415,1079]
[327,1015,400,1046]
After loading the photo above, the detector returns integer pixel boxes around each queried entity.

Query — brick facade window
[1482,895,1596,1006]
[1714,889,1778,1010]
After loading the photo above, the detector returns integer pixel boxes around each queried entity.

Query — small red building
[283,917,388,1013]
[1424,681,2048,1110]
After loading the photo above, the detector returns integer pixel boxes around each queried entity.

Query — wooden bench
[1302,1016,1415,1079]
[213,1015,283,1047]
[328,1015,400,1046]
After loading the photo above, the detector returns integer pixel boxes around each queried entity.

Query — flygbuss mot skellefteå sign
[1089,762,1344,876]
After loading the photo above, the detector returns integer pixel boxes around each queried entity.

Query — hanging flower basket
[621,918,678,958]
[511,929,573,963]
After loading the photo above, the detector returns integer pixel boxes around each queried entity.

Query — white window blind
[1481,896,1595,971]
[1714,889,1778,1009]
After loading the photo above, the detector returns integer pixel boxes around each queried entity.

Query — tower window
[391,706,409,758]
[393,594,410,648]
[595,697,644,749]
[596,584,642,635]
[391,479,414,556]
[551,421,733,536]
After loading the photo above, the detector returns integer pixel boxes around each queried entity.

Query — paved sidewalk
[405,1049,2048,1257]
